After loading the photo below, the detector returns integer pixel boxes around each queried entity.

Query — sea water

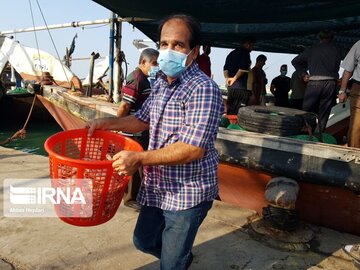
[0,117,62,156]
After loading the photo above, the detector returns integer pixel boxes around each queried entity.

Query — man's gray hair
[139,48,159,64]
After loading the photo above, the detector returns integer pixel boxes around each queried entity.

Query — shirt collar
[158,62,199,86]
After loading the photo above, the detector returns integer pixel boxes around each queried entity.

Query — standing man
[117,48,159,210]
[289,70,309,110]
[338,40,360,148]
[197,42,212,77]
[270,64,291,107]
[292,30,341,131]
[249,54,267,105]
[87,14,224,270]
[223,36,255,114]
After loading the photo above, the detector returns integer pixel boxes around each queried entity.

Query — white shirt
[341,40,360,81]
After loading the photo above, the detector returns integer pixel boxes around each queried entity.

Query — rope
[262,204,299,231]
[34,0,71,85]
[0,1,40,146]
[0,94,37,146]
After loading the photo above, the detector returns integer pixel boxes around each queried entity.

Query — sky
[0,0,298,87]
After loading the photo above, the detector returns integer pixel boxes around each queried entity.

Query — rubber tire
[237,105,317,136]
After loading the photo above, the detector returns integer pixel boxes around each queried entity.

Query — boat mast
[113,16,122,103]
[108,13,115,102]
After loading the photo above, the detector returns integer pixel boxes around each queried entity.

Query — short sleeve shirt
[223,48,251,89]
[122,67,151,114]
[341,40,360,81]
[135,62,224,211]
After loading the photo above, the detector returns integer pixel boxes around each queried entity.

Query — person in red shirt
[197,43,211,77]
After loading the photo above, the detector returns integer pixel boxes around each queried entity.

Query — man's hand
[226,77,237,87]
[112,151,142,176]
[85,118,109,136]
[338,92,348,103]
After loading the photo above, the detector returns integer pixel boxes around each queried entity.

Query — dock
[0,146,359,270]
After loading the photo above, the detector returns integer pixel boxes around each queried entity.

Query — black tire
[237,106,317,136]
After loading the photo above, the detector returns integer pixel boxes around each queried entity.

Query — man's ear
[192,45,200,60]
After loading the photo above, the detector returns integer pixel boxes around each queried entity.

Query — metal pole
[1,19,117,35]
[0,17,152,35]
[113,16,122,103]
[108,12,115,102]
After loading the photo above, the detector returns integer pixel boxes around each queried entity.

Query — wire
[34,0,71,85]
[28,0,43,75]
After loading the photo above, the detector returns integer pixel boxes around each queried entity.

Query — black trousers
[290,99,304,110]
[302,80,337,132]
[227,87,251,115]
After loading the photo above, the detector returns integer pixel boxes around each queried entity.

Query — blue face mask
[158,48,192,77]
[148,65,160,78]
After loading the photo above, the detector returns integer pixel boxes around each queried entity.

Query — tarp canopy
[92,0,360,56]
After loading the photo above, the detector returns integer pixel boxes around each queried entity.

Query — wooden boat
[35,85,360,235]
[0,36,82,89]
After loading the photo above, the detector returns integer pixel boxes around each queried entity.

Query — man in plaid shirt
[87,14,224,270]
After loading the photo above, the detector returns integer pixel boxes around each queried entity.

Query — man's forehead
[161,19,190,39]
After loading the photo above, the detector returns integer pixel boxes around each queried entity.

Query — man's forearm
[117,101,131,117]
[139,142,205,166]
[340,70,353,90]
[91,115,149,133]
[234,69,245,80]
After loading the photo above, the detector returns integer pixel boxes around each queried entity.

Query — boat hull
[218,162,360,236]
[216,128,360,191]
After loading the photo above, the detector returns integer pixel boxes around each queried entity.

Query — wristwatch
[338,89,346,95]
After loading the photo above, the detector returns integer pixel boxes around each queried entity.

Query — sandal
[343,244,360,262]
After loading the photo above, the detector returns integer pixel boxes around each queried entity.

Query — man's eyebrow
[174,40,186,46]
[160,39,186,46]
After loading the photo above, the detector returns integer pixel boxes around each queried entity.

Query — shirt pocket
[162,99,185,134]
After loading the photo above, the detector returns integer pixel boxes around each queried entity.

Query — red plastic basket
[226,114,238,124]
[44,128,143,226]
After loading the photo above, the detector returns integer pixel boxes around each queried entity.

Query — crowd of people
[223,30,359,138]
[86,14,360,268]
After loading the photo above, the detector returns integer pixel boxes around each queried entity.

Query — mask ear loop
[183,48,194,67]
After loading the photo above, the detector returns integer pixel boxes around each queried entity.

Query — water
[0,117,62,156]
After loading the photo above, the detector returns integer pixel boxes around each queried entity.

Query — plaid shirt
[135,62,224,210]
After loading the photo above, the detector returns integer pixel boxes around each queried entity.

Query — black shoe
[124,201,141,211]
[186,252,193,269]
